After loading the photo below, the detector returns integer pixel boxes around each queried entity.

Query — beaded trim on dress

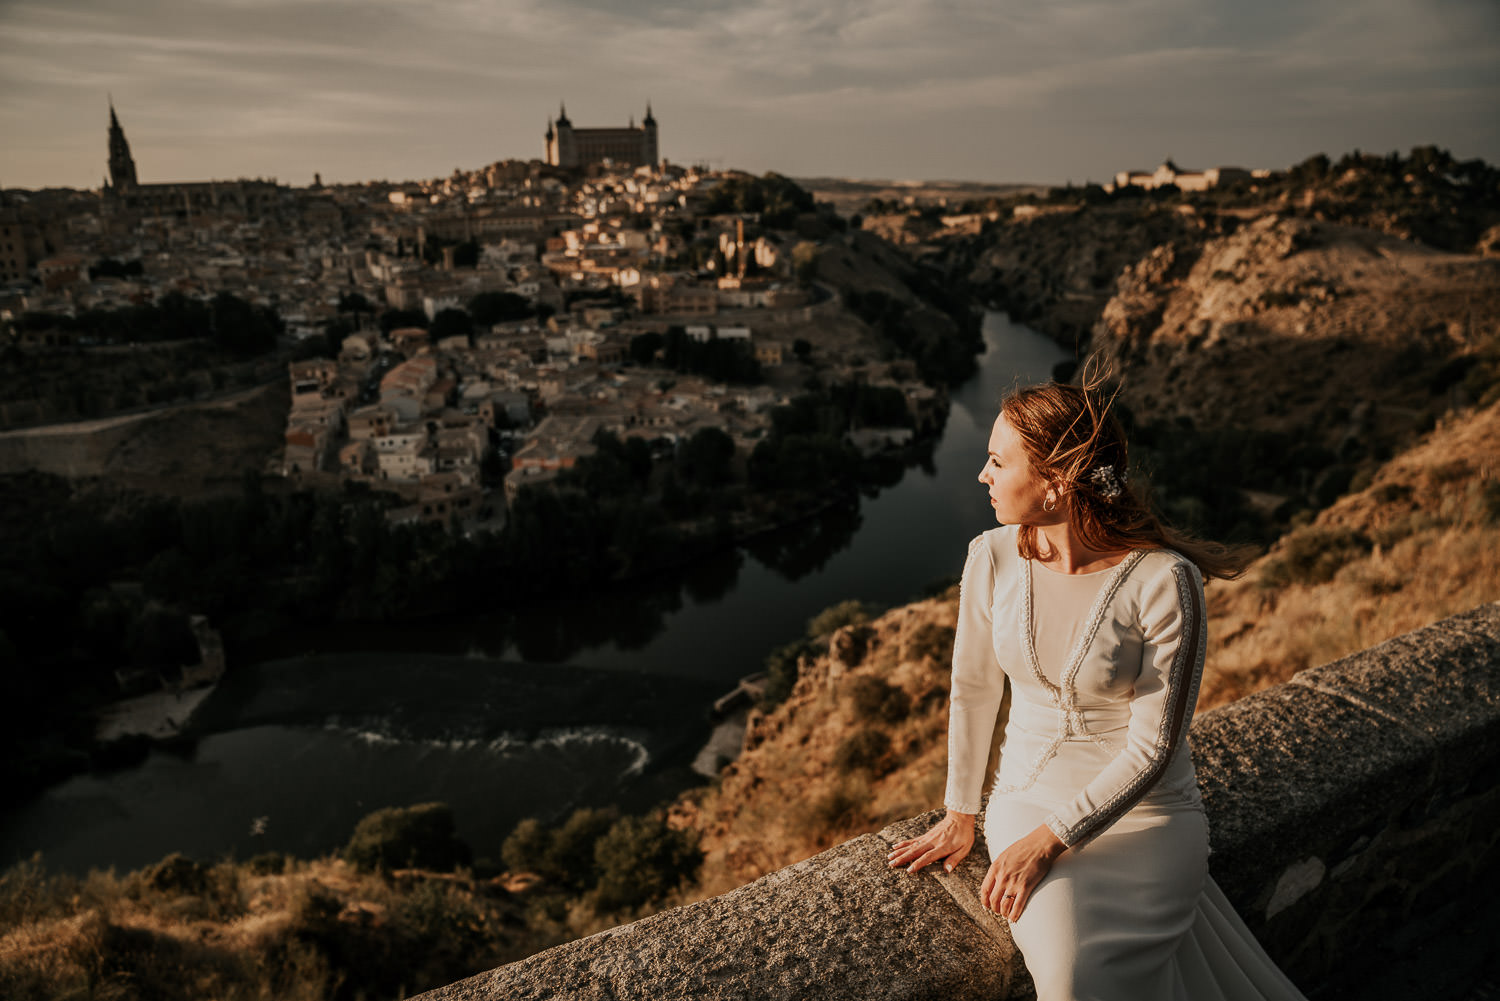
[990,549,1148,796]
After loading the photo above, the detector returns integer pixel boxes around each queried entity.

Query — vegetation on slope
[0,801,701,1001]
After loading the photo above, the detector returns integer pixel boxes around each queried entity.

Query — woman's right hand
[886,810,975,874]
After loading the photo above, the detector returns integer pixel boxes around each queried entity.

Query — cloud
[1,0,1496,188]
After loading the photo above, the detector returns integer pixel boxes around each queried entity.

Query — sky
[2,0,1498,191]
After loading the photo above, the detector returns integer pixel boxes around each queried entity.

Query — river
[0,312,1066,875]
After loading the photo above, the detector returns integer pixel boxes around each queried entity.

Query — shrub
[830,623,874,668]
[544,807,618,891]
[849,675,910,724]
[1259,527,1370,587]
[246,852,288,876]
[906,622,955,668]
[1258,289,1302,308]
[804,779,866,831]
[343,802,472,873]
[834,727,893,775]
[145,853,209,895]
[502,808,619,889]
[500,817,551,875]
[1479,480,1500,525]
[807,599,873,639]
[759,638,815,708]
[592,815,703,912]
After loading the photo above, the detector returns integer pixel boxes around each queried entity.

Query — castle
[544,103,658,170]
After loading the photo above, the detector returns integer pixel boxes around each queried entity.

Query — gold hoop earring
[1043,494,1057,513]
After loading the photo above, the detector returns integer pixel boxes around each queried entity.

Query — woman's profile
[887,380,1308,1000]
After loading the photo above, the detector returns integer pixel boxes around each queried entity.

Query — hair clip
[1089,464,1125,500]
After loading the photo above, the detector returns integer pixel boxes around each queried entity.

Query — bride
[886,381,1308,1001]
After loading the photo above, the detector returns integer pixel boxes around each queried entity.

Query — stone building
[101,102,284,222]
[544,103,659,170]
[1111,159,1253,193]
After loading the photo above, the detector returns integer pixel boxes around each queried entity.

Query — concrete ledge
[1193,601,1500,986]
[417,602,1500,1000]
[420,828,1025,1001]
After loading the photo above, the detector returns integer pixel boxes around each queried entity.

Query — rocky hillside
[1090,213,1500,460]
[675,597,960,896]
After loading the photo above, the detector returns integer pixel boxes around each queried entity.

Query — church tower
[107,100,138,190]
[642,103,658,167]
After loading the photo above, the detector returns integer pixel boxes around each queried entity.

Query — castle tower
[107,100,138,190]
[552,103,577,168]
[642,103,658,167]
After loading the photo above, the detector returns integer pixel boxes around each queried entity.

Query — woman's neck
[1034,522,1131,575]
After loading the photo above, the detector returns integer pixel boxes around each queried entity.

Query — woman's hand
[980,824,1066,922]
[886,810,975,874]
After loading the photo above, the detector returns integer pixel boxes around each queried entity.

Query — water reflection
[680,548,743,605]
[742,501,864,582]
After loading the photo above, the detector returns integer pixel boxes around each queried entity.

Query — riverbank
[95,684,218,742]
[1,312,1062,879]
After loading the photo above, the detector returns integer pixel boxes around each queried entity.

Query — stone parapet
[417,601,1500,1000]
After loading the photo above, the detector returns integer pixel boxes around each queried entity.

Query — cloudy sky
[2,0,1497,190]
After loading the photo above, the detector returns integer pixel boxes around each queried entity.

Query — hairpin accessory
[1089,464,1125,500]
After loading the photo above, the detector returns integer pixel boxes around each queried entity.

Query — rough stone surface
[415,602,1500,1000]
[420,830,1023,1001]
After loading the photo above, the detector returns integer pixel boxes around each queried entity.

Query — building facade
[1111,159,1254,193]
[545,103,659,170]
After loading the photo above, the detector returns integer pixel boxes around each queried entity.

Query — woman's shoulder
[1125,546,1204,603]
[967,524,1020,561]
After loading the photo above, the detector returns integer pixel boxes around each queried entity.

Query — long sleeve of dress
[1044,559,1206,849]
[944,533,1009,815]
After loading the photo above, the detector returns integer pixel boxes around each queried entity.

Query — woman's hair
[1000,380,1251,580]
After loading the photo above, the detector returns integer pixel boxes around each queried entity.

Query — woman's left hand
[980,824,1066,922]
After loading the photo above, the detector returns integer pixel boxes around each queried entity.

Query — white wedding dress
[945,526,1309,1001]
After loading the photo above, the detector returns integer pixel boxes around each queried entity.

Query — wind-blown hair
[1000,381,1249,581]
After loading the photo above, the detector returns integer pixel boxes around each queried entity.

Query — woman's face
[979,412,1053,526]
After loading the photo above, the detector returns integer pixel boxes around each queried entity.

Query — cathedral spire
[107,98,138,190]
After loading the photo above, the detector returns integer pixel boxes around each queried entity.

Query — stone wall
[417,602,1500,1000]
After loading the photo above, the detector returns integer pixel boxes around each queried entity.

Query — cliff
[415,601,1500,1000]
[1089,213,1500,457]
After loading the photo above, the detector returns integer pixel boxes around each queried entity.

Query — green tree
[677,427,735,487]
[593,814,703,912]
[209,291,280,356]
[379,308,429,335]
[545,807,619,890]
[500,817,552,874]
[469,291,535,326]
[629,331,665,366]
[431,308,473,346]
[338,291,375,316]
[342,802,473,873]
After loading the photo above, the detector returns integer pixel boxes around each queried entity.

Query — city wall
[0,415,149,477]
[415,600,1500,1000]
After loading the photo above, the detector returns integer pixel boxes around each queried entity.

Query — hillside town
[1,103,946,528]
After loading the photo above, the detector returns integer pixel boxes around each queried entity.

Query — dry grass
[1200,401,1500,709]
[0,854,567,1001]
[678,596,959,898]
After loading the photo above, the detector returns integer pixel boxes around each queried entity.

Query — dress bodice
[944,525,1207,849]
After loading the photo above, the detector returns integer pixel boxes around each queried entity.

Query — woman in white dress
[886,382,1308,1001]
